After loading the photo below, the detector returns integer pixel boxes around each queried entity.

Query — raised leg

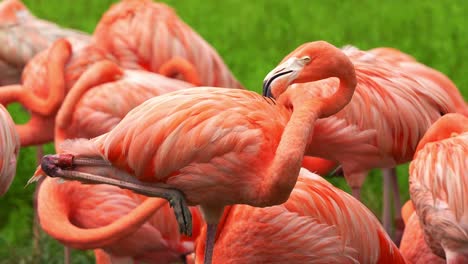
[204,223,217,264]
[39,154,192,236]
[382,169,392,236]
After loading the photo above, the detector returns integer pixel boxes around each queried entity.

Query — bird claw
[168,190,192,237]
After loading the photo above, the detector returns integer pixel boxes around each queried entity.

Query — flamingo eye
[301,56,311,64]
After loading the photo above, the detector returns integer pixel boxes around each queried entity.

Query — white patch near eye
[301,56,311,64]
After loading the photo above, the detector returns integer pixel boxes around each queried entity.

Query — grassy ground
[1,0,467,263]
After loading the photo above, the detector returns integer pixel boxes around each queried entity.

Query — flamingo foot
[38,154,193,236]
[204,223,217,264]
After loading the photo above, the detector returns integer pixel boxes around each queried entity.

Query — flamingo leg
[389,167,403,246]
[38,154,192,236]
[351,187,361,200]
[204,223,217,264]
[326,165,344,178]
[382,169,392,236]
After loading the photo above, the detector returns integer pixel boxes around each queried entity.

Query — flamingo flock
[1,0,467,263]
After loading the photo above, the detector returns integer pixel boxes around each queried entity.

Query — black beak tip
[262,80,273,98]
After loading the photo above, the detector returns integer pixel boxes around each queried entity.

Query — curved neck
[159,57,201,86]
[318,65,357,118]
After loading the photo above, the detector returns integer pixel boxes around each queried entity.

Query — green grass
[1,0,467,263]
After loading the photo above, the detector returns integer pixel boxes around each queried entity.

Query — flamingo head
[263,41,353,99]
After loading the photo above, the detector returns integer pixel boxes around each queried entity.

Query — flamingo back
[0,104,19,196]
[304,51,459,176]
[57,70,194,141]
[59,88,290,207]
[93,0,243,89]
[194,169,405,263]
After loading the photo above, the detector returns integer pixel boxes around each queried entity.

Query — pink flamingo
[409,113,468,263]
[30,41,359,264]
[0,104,19,196]
[263,42,467,242]
[92,0,244,89]
[193,168,406,263]
[0,0,90,85]
[37,176,204,263]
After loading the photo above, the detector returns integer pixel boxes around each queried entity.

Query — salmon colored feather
[194,169,406,263]
[264,42,468,242]
[33,41,358,264]
[0,104,19,195]
[0,0,90,85]
[409,113,468,263]
[400,200,445,263]
[92,0,244,89]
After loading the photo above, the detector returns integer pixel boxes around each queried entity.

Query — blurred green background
[1,0,467,263]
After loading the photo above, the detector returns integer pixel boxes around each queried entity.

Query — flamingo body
[0,104,19,195]
[93,0,243,89]
[194,169,406,263]
[409,113,468,263]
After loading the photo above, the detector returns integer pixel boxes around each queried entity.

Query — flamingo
[37,176,204,263]
[92,0,244,89]
[0,104,19,196]
[30,40,358,264]
[193,168,406,263]
[409,113,468,263]
[29,59,207,263]
[0,0,90,85]
[263,41,468,241]
[400,200,444,263]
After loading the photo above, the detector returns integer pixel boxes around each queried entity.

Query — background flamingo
[0,104,19,196]
[0,0,90,85]
[409,113,468,263]
[194,168,406,263]
[263,41,468,242]
[37,176,204,263]
[92,0,244,89]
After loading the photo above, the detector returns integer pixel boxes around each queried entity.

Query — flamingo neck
[318,68,357,118]
[159,57,201,86]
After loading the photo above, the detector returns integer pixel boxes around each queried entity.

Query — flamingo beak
[262,57,306,98]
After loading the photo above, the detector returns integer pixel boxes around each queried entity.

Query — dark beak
[262,69,293,98]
